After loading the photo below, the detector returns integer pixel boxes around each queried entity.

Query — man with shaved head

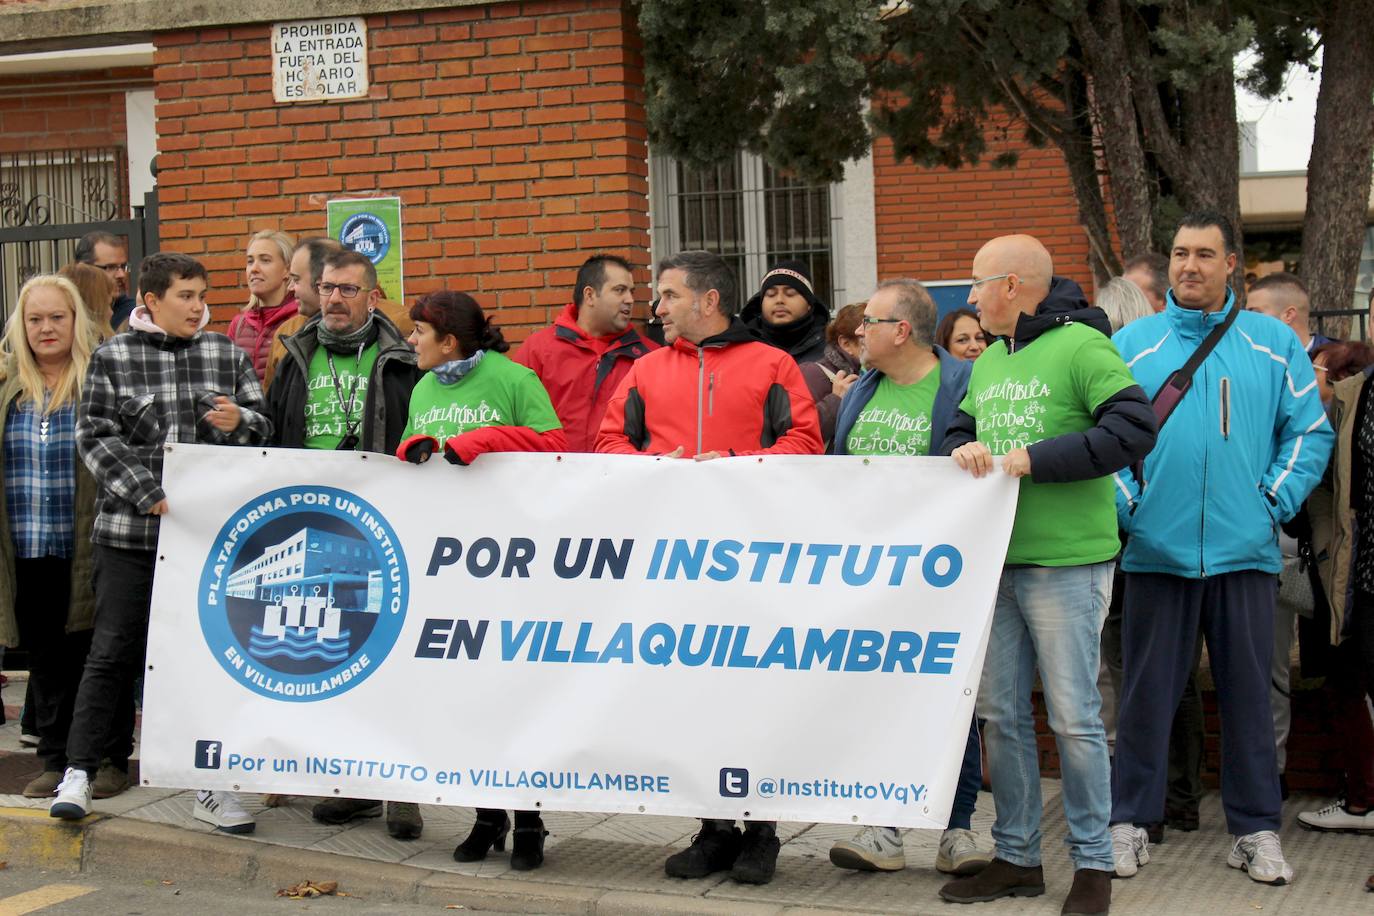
[1246,271,1332,354]
[938,234,1156,915]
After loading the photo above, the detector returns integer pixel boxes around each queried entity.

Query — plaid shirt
[3,397,77,558]
[77,328,271,552]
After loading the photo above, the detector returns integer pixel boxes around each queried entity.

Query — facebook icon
[719,767,749,798]
[194,740,223,770]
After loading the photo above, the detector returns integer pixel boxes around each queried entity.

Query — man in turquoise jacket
[1109,212,1334,888]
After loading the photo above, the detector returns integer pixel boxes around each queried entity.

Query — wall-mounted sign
[272,18,369,103]
[328,197,404,305]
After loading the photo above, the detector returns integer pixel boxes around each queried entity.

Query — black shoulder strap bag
[1131,302,1240,494]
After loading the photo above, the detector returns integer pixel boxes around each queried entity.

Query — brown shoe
[939,857,1045,903]
[1062,868,1111,915]
[23,770,63,798]
[91,762,130,799]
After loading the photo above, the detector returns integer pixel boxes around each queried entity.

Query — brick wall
[152,0,649,334]
[0,69,139,155]
[871,122,1096,296]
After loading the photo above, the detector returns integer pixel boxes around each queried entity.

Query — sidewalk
[2,674,1369,914]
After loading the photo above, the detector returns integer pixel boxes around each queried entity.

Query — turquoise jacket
[1111,290,1334,577]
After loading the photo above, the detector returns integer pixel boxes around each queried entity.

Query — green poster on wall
[327,197,404,305]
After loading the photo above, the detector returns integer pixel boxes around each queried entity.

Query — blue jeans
[976,563,1114,872]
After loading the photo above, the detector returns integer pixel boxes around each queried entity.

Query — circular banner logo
[198,486,408,702]
[338,212,391,264]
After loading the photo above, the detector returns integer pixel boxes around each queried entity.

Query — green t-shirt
[304,343,379,451]
[844,366,941,457]
[959,322,1136,566]
[402,351,562,443]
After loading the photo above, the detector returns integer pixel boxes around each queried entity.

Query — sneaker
[23,770,63,799]
[386,801,424,839]
[831,825,905,872]
[730,824,781,884]
[194,790,256,835]
[665,823,742,879]
[1298,800,1374,834]
[1111,823,1150,878]
[937,826,992,876]
[1227,830,1293,885]
[49,767,91,820]
[19,731,39,748]
[91,761,130,799]
[311,796,382,825]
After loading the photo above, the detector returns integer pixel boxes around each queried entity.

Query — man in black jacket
[265,248,421,837]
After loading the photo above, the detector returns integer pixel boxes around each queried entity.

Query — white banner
[142,445,1017,829]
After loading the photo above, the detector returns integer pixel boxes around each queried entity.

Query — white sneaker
[1110,822,1150,878]
[19,731,39,748]
[49,767,91,820]
[829,825,905,871]
[1297,799,1374,833]
[937,827,992,875]
[194,790,256,835]
[1227,830,1293,885]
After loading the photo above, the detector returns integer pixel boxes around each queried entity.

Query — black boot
[510,810,547,871]
[665,820,742,878]
[731,822,780,884]
[453,808,510,862]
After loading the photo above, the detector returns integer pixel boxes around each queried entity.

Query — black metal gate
[0,146,159,327]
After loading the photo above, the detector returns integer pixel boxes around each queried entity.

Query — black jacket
[740,296,830,365]
[268,313,420,455]
[939,276,1157,483]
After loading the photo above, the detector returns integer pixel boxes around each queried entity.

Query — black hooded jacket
[938,276,1157,485]
[740,293,830,364]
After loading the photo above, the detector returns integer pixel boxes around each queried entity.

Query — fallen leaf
[276,880,340,899]
[0,861,7,870]
[445,906,466,910]
[161,880,175,886]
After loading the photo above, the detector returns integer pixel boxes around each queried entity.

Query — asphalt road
[0,868,460,915]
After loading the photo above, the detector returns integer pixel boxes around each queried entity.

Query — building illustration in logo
[199,486,408,702]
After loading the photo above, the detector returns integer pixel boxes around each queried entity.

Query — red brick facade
[151,0,649,335]
[872,127,1096,294]
[0,69,137,155]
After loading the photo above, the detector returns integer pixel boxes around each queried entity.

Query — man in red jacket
[512,254,658,452]
[596,250,822,884]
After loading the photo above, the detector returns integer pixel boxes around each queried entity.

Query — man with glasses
[938,235,1156,916]
[75,231,135,329]
[264,249,422,837]
[826,278,991,878]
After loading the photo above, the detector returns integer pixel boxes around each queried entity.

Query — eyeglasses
[316,282,372,299]
[95,262,129,274]
[860,316,905,326]
[970,273,1012,289]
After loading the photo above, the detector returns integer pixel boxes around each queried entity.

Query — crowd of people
[0,211,1370,915]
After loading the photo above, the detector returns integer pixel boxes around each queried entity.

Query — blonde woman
[0,275,99,799]
[229,229,298,382]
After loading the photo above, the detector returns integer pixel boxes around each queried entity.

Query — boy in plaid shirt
[50,252,271,831]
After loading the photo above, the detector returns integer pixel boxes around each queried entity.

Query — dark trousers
[65,545,155,775]
[14,557,83,772]
[1112,571,1281,835]
[1332,591,1374,809]
[949,715,982,830]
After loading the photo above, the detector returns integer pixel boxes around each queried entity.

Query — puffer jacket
[1112,290,1334,577]
[0,371,98,646]
[228,293,299,383]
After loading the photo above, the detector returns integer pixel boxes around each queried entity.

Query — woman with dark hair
[396,290,565,869]
[1310,341,1374,405]
[396,289,567,467]
[935,308,988,361]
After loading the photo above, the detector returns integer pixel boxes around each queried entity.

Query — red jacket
[596,321,823,457]
[512,303,658,452]
[228,293,299,383]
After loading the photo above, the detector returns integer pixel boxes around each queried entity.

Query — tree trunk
[1300,0,1374,339]
[1073,0,1155,261]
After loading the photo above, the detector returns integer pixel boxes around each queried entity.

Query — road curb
[17,814,776,914]
[0,806,102,872]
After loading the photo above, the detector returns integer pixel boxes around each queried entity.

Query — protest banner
[141,445,1017,828]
